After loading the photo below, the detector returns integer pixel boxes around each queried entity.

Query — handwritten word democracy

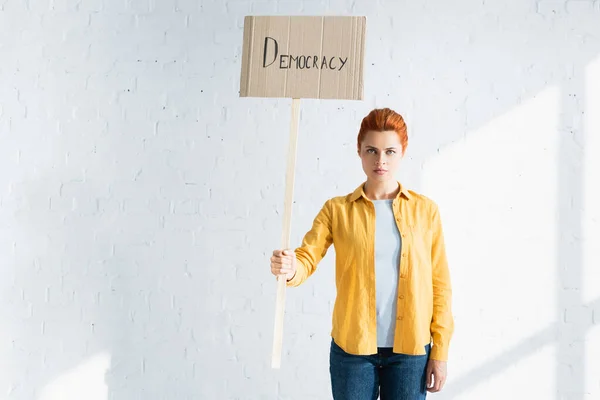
[262,37,349,71]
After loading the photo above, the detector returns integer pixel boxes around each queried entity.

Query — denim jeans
[329,338,431,400]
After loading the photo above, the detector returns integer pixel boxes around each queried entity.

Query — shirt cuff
[429,342,449,361]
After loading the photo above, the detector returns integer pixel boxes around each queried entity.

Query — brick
[566,0,595,13]
[536,0,567,15]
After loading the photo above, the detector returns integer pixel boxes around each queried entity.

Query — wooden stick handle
[271,98,301,369]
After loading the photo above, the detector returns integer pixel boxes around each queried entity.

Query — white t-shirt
[372,199,402,348]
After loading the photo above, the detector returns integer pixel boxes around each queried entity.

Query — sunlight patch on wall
[583,55,600,306]
[421,86,559,385]
[38,352,111,400]
[586,324,600,397]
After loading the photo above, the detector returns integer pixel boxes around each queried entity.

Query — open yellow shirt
[287,181,454,361]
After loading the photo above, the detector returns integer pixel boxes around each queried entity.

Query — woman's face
[358,130,404,182]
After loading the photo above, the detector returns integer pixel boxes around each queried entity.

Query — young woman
[270,108,454,399]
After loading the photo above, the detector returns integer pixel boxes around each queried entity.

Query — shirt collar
[349,180,412,202]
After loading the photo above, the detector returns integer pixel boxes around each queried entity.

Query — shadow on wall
[1,5,210,400]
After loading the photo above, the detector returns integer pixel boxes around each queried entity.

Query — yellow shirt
[287,181,454,361]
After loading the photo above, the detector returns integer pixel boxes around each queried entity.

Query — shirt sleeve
[286,198,334,287]
[429,203,454,361]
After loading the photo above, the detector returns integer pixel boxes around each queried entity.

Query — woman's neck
[363,179,400,200]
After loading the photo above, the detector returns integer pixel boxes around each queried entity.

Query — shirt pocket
[409,225,433,265]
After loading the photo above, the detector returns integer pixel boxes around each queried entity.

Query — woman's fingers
[270,257,292,267]
[271,253,294,265]
[426,363,433,389]
[270,249,296,276]
[425,361,447,393]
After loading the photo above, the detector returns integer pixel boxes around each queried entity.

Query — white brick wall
[1,0,599,399]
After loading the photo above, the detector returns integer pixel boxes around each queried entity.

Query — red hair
[357,108,408,155]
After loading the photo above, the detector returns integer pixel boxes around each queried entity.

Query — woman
[270,108,454,399]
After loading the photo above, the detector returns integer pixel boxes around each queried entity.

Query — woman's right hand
[270,249,297,280]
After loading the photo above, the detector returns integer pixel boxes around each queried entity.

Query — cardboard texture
[240,16,366,100]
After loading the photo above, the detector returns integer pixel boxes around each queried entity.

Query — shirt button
[399,295,405,299]
[402,253,406,258]
[397,316,403,321]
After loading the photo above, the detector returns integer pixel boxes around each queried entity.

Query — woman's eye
[387,150,395,155]
[367,149,375,153]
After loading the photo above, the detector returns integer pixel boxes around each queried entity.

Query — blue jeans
[329,338,431,400]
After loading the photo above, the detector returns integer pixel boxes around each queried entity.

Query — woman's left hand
[426,359,447,393]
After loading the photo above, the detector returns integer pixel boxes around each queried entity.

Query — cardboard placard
[240,16,366,100]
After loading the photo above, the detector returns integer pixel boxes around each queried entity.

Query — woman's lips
[374,169,387,175]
